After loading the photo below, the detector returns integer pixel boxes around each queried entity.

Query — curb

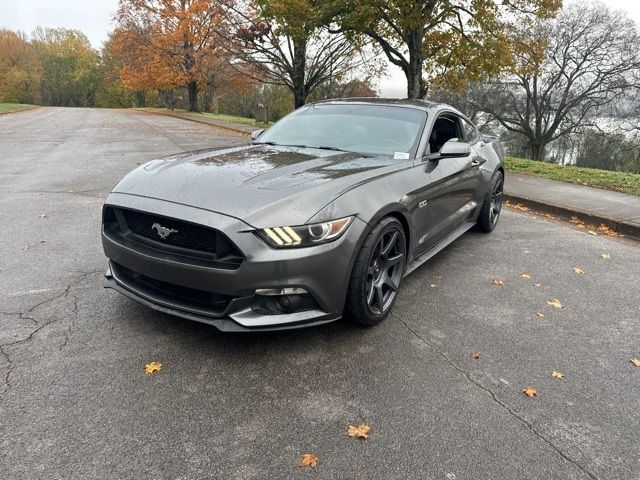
[0,105,42,116]
[504,193,640,239]
[132,108,252,137]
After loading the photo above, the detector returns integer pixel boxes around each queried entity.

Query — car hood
[112,144,409,228]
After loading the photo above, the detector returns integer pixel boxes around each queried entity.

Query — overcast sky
[2,0,640,97]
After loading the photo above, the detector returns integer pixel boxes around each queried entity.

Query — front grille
[113,263,231,314]
[103,206,243,269]
[122,208,217,253]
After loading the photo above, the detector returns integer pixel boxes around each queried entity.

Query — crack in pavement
[392,312,598,480]
[0,269,102,396]
[58,291,80,352]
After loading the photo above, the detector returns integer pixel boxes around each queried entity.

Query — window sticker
[394,152,410,160]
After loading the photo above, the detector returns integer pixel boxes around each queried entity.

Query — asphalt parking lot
[1,107,639,480]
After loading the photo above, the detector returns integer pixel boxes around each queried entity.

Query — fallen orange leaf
[570,216,585,225]
[535,312,545,317]
[520,273,532,279]
[523,387,538,398]
[597,224,618,237]
[430,284,437,288]
[573,268,585,274]
[144,362,162,375]
[471,352,480,360]
[299,453,318,467]
[601,253,611,259]
[631,359,640,367]
[551,371,564,379]
[588,230,597,236]
[490,279,504,286]
[546,299,563,309]
[347,423,371,439]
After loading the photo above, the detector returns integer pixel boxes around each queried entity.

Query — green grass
[505,156,640,197]
[143,108,271,127]
[0,103,37,114]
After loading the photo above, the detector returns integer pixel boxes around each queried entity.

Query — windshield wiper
[253,141,309,148]
[316,146,372,157]
[255,142,371,157]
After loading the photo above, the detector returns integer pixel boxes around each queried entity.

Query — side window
[428,115,463,153]
[461,118,478,143]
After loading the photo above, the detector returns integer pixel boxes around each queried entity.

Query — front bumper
[102,193,366,331]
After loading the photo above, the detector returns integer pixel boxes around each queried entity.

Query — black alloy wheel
[345,217,407,326]
[476,171,504,233]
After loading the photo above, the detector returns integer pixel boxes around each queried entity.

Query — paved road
[1,107,639,480]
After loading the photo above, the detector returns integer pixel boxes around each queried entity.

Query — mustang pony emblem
[151,222,178,239]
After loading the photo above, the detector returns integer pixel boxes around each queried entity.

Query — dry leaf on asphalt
[39,213,48,219]
[490,279,504,286]
[551,371,565,379]
[523,387,538,398]
[601,253,611,260]
[534,283,542,287]
[471,352,480,360]
[536,312,545,317]
[299,453,318,467]
[570,216,584,225]
[597,224,618,237]
[347,424,371,439]
[631,359,640,367]
[520,273,532,279]
[39,239,47,244]
[144,362,162,375]
[573,268,585,274]
[588,230,597,236]
[20,244,29,251]
[513,204,529,212]
[546,298,563,309]
[430,284,437,288]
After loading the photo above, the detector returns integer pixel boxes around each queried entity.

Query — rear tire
[345,217,406,326]
[475,171,504,233]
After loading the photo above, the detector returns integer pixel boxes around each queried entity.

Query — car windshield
[256,104,426,157]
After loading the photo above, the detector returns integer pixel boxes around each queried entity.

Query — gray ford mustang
[102,98,504,331]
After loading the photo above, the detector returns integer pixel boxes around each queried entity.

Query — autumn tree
[460,2,640,161]
[223,0,377,108]
[0,29,42,104]
[31,28,100,107]
[115,0,229,112]
[325,0,561,99]
[95,32,139,108]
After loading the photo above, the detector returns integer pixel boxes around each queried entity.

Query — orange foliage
[114,0,249,108]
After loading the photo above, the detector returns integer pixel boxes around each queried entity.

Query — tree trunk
[406,29,426,99]
[292,38,307,108]
[530,142,546,161]
[187,81,199,112]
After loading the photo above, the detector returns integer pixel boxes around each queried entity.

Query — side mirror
[440,139,471,157]
[250,129,264,140]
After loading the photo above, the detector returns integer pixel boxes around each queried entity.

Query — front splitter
[103,268,340,333]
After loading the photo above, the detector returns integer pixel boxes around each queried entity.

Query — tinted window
[429,115,463,153]
[257,104,427,157]
[461,118,478,142]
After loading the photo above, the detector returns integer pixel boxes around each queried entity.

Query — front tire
[345,217,406,326]
[475,171,504,233]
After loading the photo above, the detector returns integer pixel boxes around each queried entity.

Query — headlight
[258,217,353,248]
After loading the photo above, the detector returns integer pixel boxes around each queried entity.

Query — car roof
[309,97,444,112]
